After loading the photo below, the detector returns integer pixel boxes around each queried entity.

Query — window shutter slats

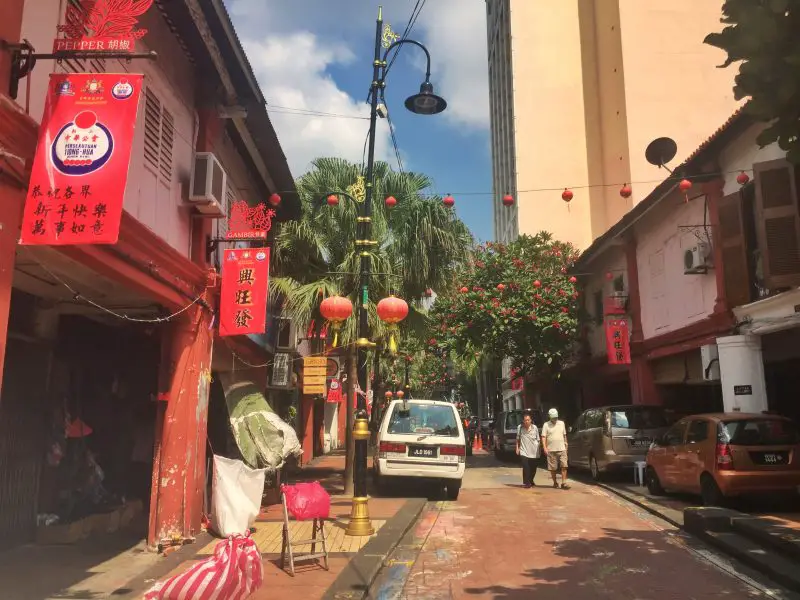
[754,159,800,289]
[143,89,162,172]
[716,192,752,308]
[159,109,174,182]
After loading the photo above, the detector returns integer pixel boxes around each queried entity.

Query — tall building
[486,0,740,247]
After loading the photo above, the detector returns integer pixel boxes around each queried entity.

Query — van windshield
[387,404,459,436]
[720,419,800,446]
[505,412,523,430]
[608,407,670,430]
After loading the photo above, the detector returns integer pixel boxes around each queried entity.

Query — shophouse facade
[0,0,298,549]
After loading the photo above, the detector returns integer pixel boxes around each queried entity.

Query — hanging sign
[271,352,290,387]
[226,200,275,240]
[605,318,631,365]
[219,248,270,337]
[303,356,327,395]
[327,378,342,403]
[53,0,154,53]
[19,73,142,246]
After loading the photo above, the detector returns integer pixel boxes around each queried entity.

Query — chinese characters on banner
[219,248,270,337]
[605,318,632,365]
[19,73,143,245]
[53,0,154,53]
[327,378,342,403]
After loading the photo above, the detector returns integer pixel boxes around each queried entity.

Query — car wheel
[589,455,603,481]
[445,481,461,501]
[646,467,665,496]
[700,473,725,507]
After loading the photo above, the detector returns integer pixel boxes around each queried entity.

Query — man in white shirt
[541,408,570,489]
[515,411,540,488]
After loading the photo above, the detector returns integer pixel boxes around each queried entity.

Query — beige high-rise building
[486,0,741,247]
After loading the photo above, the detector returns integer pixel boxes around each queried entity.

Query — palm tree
[271,157,472,493]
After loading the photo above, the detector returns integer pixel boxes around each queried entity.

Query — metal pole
[345,5,383,538]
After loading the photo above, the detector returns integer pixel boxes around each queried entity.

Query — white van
[372,398,466,500]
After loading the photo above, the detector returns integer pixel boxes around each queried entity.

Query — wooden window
[754,159,800,289]
[717,191,752,307]
[143,88,174,184]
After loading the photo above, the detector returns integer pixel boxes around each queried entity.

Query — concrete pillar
[149,305,214,547]
[716,335,768,413]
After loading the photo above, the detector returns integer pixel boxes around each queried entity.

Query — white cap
[548,408,559,419]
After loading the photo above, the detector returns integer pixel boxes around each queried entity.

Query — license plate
[629,439,652,448]
[761,453,786,465]
[408,446,438,458]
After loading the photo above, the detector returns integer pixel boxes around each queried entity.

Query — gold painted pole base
[345,496,374,537]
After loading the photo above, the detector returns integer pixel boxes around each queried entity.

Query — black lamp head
[405,81,447,115]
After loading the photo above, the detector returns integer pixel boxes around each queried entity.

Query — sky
[224,0,494,242]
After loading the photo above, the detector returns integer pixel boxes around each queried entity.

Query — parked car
[646,412,800,506]
[493,409,543,460]
[567,405,673,480]
[372,398,466,500]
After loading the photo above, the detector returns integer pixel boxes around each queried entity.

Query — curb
[321,497,428,600]
[596,482,683,529]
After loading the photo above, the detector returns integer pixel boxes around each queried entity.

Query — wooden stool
[280,489,329,576]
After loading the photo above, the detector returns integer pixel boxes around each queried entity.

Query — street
[367,452,784,600]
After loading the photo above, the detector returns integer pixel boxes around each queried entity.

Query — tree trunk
[344,347,357,496]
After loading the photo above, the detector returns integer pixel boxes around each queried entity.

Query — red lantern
[443,194,455,207]
[396,390,405,399]
[679,179,693,193]
[569,276,577,283]
[327,194,339,207]
[319,295,353,347]
[502,194,514,207]
[384,390,393,399]
[497,283,506,291]
[620,184,632,198]
[606,271,614,280]
[385,195,397,208]
[562,188,573,202]
[460,286,468,293]
[737,171,750,186]
[268,193,282,207]
[533,280,542,288]
[377,295,409,354]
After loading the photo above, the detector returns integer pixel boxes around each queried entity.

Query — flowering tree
[430,233,582,377]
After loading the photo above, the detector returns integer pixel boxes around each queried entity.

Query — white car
[372,398,466,500]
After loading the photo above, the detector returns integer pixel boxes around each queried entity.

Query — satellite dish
[645,137,678,170]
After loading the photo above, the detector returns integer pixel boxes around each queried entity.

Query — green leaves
[706,0,800,162]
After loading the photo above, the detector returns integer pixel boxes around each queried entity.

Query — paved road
[368,451,791,599]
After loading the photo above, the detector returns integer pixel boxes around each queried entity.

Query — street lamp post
[324,6,446,537]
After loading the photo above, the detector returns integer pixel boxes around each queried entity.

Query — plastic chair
[280,486,329,576]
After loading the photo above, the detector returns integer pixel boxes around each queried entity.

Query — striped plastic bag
[144,533,263,600]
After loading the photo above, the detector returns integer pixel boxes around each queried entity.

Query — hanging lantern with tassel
[319,295,353,347]
[376,295,409,354]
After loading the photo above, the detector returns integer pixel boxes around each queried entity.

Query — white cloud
[414,0,490,130]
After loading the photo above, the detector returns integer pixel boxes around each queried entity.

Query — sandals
[560,483,571,490]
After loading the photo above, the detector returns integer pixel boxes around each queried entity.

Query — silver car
[567,405,673,480]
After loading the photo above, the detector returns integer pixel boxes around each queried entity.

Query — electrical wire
[384,0,427,79]
[224,338,360,371]
[386,111,405,174]
[19,247,205,323]
[266,105,369,120]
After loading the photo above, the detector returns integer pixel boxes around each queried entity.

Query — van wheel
[445,481,461,501]
[646,467,665,496]
[590,455,603,481]
[700,473,725,507]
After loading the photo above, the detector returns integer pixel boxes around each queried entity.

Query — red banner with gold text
[605,318,631,365]
[19,73,142,246]
[219,248,270,337]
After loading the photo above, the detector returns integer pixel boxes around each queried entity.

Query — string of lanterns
[260,168,754,210]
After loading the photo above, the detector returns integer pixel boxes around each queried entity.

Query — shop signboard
[53,0,154,53]
[219,248,270,337]
[225,200,275,240]
[19,73,142,245]
[605,318,631,365]
[272,352,290,387]
[326,378,342,403]
[303,356,327,395]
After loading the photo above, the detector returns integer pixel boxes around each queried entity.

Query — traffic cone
[476,434,483,451]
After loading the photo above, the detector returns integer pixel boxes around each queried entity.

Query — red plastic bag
[144,533,263,600]
[281,482,331,521]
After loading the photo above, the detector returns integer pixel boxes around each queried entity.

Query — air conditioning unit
[684,242,712,275]
[275,317,297,350]
[188,152,227,218]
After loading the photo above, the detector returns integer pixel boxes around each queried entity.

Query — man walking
[515,411,540,488]
[542,408,569,489]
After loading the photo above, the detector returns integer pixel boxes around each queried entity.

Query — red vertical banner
[219,248,270,337]
[605,318,631,365]
[19,73,142,245]
[327,378,342,403]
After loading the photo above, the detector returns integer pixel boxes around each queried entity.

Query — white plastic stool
[634,461,647,486]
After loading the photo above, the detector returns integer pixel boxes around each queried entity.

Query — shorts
[547,450,568,471]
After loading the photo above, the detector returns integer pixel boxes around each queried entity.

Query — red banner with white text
[605,318,631,365]
[219,248,270,337]
[19,73,142,246]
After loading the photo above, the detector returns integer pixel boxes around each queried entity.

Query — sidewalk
[125,451,425,600]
